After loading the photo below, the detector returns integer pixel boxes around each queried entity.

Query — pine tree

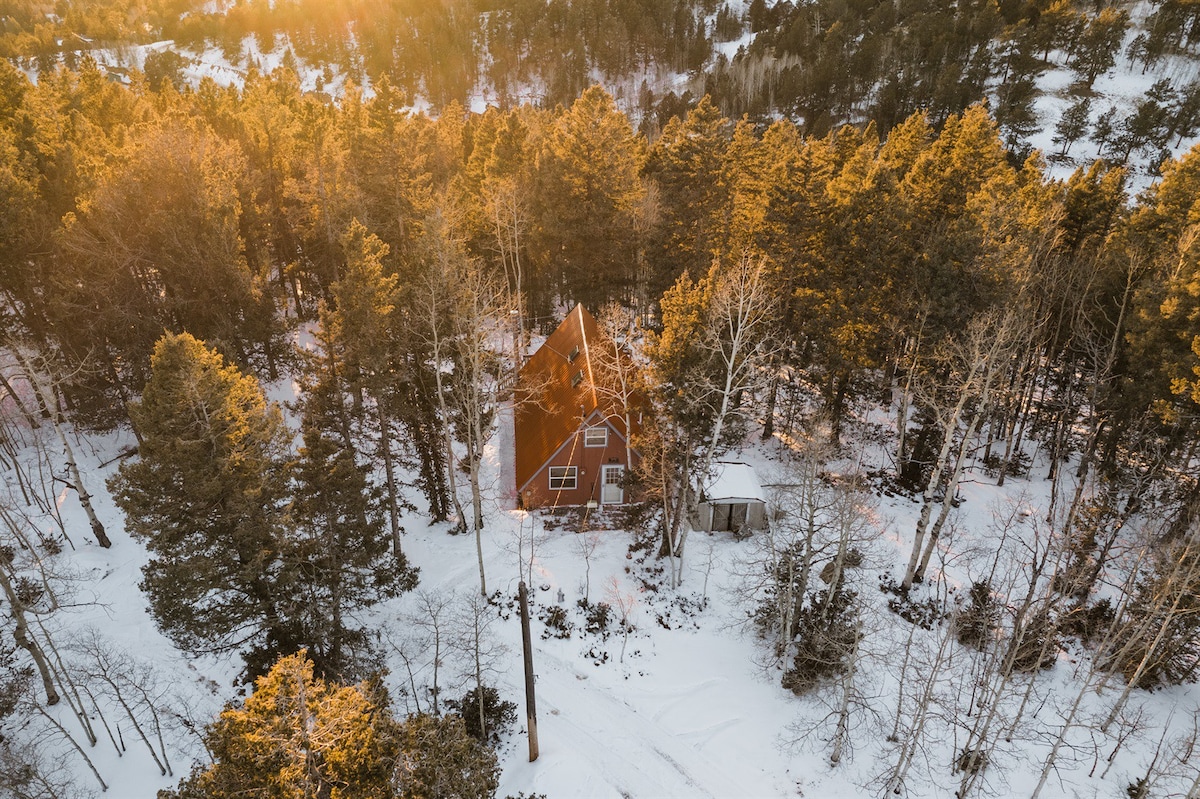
[1070,9,1129,89]
[287,361,418,680]
[643,95,733,285]
[164,651,402,799]
[395,713,499,799]
[1053,97,1091,157]
[534,85,645,308]
[55,117,282,392]
[110,333,296,669]
[324,220,410,554]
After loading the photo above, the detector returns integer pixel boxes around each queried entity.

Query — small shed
[698,462,767,533]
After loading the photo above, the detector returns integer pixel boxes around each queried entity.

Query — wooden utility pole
[518,581,539,761]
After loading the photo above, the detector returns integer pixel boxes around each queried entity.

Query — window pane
[549,466,577,490]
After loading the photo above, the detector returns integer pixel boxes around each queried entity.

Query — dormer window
[568,345,580,362]
[571,370,584,387]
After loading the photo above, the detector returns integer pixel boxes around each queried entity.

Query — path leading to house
[496,402,516,508]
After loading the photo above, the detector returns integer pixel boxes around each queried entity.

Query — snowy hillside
[7,371,1198,798]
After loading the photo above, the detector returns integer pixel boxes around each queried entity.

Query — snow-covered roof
[703,461,765,503]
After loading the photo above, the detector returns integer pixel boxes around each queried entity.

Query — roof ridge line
[579,304,598,411]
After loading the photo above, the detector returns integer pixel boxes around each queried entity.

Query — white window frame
[549,466,578,491]
[584,426,608,447]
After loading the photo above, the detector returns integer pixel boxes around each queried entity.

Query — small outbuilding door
[712,502,748,532]
[601,465,624,505]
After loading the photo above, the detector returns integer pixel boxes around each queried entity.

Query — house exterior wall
[518,419,638,509]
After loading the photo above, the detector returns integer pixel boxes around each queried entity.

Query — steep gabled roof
[514,304,636,492]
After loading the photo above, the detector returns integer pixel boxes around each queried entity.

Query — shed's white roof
[704,462,765,503]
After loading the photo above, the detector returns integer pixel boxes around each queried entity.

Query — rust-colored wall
[519,422,638,509]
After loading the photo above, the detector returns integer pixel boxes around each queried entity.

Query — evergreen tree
[534,85,645,309]
[1053,97,1091,157]
[55,116,283,399]
[1108,534,1200,688]
[324,220,449,547]
[395,713,500,799]
[643,95,733,286]
[1070,9,1129,89]
[288,362,418,680]
[164,651,402,799]
[110,332,297,670]
[1124,143,1200,428]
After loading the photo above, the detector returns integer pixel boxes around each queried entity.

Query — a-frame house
[514,304,641,509]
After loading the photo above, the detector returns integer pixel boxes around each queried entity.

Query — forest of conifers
[3,0,1200,157]
[3,51,1200,480]
[4,0,1200,796]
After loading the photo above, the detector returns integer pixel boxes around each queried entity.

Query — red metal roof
[514,305,638,493]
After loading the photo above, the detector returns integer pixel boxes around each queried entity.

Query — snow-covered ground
[1026,1,1200,195]
[10,367,1199,798]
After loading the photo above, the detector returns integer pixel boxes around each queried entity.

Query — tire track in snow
[534,649,753,798]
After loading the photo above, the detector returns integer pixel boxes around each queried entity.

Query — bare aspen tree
[605,576,638,664]
[904,309,1021,589]
[829,617,861,766]
[31,699,107,792]
[1101,530,1200,729]
[452,590,508,741]
[738,437,878,671]
[417,253,468,536]
[883,596,958,796]
[4,342,111,549]
[71,630,176,777]
[695,252,777,480]
[952,502,1071,799]
[574,525,602,604]
[744,449,832,664]
[634,421,692,590]
[0,726,86,799]
[1095,703,1152,779]
[507,513,547,590]
[1028,540,1156,799]
[591,302,644,473]
[646,251,776,583]
[420,209,511,595]
[385,589,454,715]
[482,174,530,370]
[0,558,58,706]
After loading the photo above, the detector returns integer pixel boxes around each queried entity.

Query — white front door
[600,465,624,505]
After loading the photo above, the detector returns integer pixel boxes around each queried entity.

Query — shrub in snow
[879,574,944,630]
[447,685,517,746]
[1005,609,1060,674]
[579,599,613,637]
[781,588,859,695]
[1104,536,1200,687]
[956,747,989,775]
[1060,598,1115,644]
[396,712,500,799]
[955,581,999,651]
[537,605,573,640]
